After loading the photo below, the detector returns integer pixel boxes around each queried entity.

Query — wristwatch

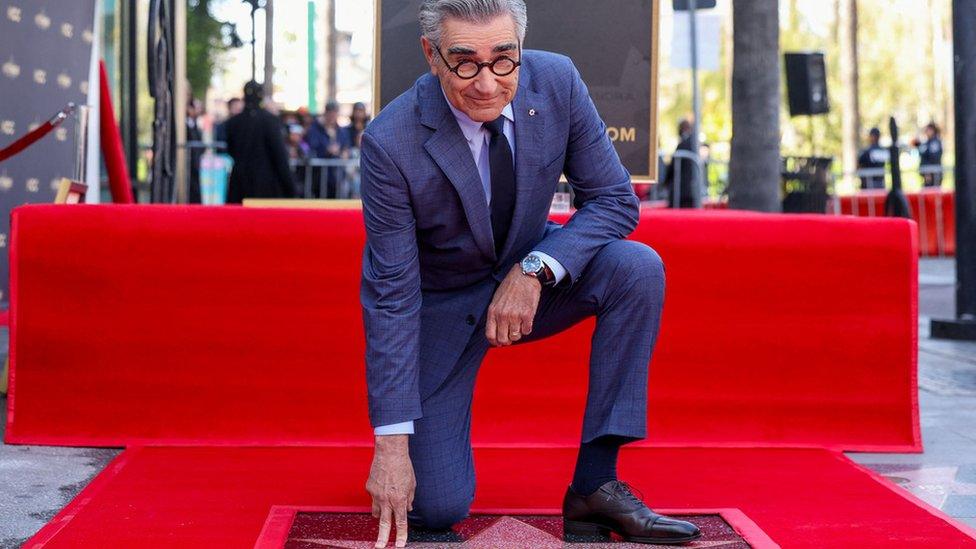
[521,253,556,287]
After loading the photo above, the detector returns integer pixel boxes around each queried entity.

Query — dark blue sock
[571,435,627,496]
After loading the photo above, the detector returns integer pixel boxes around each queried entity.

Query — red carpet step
[27,446,976,548]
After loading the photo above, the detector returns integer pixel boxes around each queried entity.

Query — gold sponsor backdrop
[0,0,96,309]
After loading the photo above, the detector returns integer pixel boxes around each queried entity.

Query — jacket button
[465,314,476,326]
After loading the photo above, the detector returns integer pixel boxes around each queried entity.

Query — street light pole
[932,0,976,340]
[264,0,274,99]
[249,0,257,82]
[688,0,703,207]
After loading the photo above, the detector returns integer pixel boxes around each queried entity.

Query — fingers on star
[375,503,393,548]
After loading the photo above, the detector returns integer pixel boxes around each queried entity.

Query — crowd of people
[194,83,944,206]
[188,81,373,204]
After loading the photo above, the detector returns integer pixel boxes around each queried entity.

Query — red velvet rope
[0,104,74,164]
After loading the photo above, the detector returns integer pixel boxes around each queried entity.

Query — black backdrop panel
[0,0,96,309]
[376,0,658,178]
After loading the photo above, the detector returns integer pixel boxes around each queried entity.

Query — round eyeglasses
[435,44,521,80]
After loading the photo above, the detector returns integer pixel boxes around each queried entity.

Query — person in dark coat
[214,97,243,145]
[224,81,296,203]
[305,100,352,198]
[662,119,698,208]
[186,98,204,203]
[345,101,371,150]
[916,122,944,187]
[857,127,888,190]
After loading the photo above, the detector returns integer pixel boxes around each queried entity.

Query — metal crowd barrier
[288,157,361,200]
[142,142,363,203]
[844,164,953,188]
[667,150,708,208]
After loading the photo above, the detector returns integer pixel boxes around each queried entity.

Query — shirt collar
[442,86,514,143]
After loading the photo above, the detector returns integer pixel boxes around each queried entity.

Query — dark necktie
[484,116,515,255]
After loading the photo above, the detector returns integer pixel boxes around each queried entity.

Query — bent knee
[409,498,471,530]
[633,243,665,281]
[604,240,664,282]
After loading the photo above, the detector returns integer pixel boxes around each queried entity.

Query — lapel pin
[528,108,537,117]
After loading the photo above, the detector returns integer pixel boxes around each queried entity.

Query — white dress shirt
[374,94,567,436]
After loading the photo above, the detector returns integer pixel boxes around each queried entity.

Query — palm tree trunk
[728,0,782,212]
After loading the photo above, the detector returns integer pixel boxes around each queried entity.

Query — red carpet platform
[7,205,968,546]
[7,206,919,451]
[26,447,976,548]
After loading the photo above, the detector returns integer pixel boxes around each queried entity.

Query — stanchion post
[73,105,90,183]
[885,117,911,218]
[932,0,976,340]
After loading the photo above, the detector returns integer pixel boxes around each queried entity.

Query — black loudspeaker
[784,52,830,116]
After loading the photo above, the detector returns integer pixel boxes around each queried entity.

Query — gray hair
[419,0,527,46]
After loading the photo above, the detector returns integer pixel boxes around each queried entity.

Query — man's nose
[472,69,498,95]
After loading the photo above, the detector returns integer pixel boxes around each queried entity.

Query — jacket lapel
[499,83,547,261]
[419,76,496,261]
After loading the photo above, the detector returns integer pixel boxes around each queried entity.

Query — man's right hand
[366,434,416,548]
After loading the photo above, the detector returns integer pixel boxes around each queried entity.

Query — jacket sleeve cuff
[531,251,568,284]
[373,421,415,436]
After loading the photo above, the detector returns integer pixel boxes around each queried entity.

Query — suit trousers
[407,240,666,529]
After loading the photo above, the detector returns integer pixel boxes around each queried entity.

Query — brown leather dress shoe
[562,480,702,545]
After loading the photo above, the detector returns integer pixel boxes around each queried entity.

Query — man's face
[421,14,520,123]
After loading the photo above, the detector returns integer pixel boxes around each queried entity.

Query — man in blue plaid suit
[360,1,699,546]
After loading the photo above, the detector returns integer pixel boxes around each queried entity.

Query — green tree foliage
[187,0,228,100]
[659,0,954,193]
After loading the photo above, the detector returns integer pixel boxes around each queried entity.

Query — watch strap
[537,262,556,287]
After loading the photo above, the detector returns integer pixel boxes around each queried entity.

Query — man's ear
[420,37,438,75]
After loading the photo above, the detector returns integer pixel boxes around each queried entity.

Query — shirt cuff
[531,251,568,284]
[374,421,415,435]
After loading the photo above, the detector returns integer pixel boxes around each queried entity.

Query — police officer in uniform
[916,122,943,187]
[857,127,888,190]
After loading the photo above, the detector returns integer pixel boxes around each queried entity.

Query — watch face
[522,254,543,274]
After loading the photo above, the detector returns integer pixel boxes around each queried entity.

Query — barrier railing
[148,144,953,216]
[288,157,361,199]
[138,141,363,203]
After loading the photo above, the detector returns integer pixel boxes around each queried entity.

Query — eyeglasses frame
[434,41,522,80]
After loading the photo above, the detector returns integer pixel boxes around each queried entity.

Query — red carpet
[7,206,919,451]
[8,205,949,546]
[26,446,976,548]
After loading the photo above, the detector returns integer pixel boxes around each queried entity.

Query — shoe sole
[563,519,702,545]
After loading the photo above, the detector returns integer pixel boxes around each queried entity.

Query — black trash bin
[781,156,833,213]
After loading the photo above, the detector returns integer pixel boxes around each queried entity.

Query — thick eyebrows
[445,42,518,55]
[446,45,477,55]
[493,42,518,53]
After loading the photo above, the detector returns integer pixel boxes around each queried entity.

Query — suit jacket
[360,50,639,428]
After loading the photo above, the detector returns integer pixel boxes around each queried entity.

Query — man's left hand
[486,264,542,346]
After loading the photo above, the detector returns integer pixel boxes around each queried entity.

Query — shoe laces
[610,480,646,507]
